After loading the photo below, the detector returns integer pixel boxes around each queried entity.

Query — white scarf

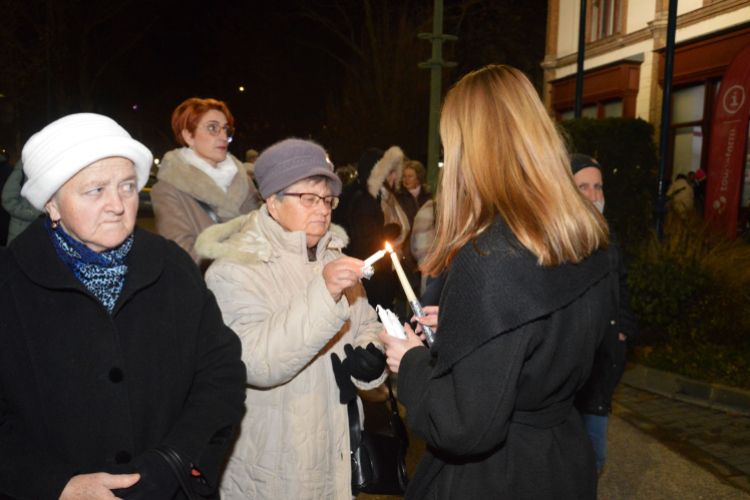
[178,147,238,193]
[408,186,421,198]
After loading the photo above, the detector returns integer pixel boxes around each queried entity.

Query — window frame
[666,78,722,181]
[588,0,623,43]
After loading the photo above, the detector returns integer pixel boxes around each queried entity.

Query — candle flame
[385,242,393,253]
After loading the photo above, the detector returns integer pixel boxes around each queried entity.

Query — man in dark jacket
[571,154,639,473]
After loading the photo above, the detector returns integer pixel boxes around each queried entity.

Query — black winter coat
[0,220,246,500]
[398,219,616,500]
[574,234,639,416]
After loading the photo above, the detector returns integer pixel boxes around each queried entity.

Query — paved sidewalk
[614,384,750,492]
[598,412,750,499]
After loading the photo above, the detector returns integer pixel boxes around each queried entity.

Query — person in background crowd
[243,148,259,186]
[570,153,639,474]
[195,138,386,500]
[379,65,615,500]
[2,159,43,245]
[150,98,260,267]
[333,147,405,310]
[397,160,432,306]
[334,164,358,189]
[409,198,437,296]
[397,160,431,228]
[0,113,246,500]
[377,149,410,252]
[692,169,707,214]
[666,173,695,214]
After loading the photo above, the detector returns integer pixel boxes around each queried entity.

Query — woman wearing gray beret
[0,113,246,500]
[195,138,387,500]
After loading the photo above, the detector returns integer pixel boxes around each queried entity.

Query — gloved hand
[111,451,180,499]
[345,343,385,382]
[331,351,358,404]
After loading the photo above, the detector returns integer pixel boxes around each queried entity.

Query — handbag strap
[193,198,221,224]
[386,376,399,418]
[151,446,201,500]
[347,395,363,451]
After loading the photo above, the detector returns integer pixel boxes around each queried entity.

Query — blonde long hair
[422,65,609,276]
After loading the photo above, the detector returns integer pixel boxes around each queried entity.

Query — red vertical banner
[704,43,750,238]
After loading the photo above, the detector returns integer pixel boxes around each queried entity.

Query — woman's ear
[181,128,195,148]
[267,194,279,220]
[45,197,61,222]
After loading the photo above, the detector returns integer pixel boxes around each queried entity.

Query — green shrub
[628,257,706,327]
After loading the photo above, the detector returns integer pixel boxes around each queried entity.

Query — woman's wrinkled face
[402,167,419,190]
[45,157,139,253]
[268,178,332,248]
[182,109,229,168]
[386,168,398,190]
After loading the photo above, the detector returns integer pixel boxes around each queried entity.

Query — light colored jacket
[150,149,260,265]
[369,147,410,249]
[1,161,42,243]
[195,206,386,500]
[666,177,695,213]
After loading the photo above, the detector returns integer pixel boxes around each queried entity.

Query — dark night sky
[1,0,547,165]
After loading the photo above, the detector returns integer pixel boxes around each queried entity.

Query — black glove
[111,451,180,499]
[345,343,385,382]
[331,351,358,404]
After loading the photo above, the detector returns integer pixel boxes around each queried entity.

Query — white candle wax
[363,249,387,267]
[390,250,418,303]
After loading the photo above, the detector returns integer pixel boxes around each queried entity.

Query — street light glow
[239,87,244,91]
[154,158,160,165]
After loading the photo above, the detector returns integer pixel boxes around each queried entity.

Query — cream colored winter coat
[195,205,386,500]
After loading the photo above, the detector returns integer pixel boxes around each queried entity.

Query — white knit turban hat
[21,113,153,211]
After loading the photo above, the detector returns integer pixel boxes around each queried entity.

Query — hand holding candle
[361,249,387,280]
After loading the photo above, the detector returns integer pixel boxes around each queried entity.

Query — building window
[668,80,721,182]
[590,0,621,42]
[558,99,623,120]
[604,100,623,118]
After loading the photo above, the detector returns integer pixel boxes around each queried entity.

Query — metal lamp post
[419,0,456,192]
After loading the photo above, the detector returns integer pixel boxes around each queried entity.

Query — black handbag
[151,446,202,500]
[348,377,409,495]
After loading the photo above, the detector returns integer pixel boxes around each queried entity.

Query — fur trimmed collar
[157,148,251,219]
[367,146,404,198]
[194,205,349,265]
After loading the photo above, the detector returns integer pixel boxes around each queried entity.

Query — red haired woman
[379,65,616,499]
[151,98,260,266]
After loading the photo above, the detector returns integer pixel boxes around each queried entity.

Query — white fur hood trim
[195,206,349,265]
[367,146,404,198]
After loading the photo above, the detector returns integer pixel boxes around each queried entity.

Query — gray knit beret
[254,138,342,199]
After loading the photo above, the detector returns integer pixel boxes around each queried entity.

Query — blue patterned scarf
[46,218,133,314]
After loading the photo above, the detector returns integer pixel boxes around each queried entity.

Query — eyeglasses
[199,122,235,141]
[283,193,339,209]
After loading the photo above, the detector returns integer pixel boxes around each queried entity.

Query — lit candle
[363,249,387,267]
[386,242,417,303]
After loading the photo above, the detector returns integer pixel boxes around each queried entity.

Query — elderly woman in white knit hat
[0,113,246,500]
[194,138,387,500]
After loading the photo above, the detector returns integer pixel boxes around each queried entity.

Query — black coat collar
[11,219,164,315]
[433,219,614,376]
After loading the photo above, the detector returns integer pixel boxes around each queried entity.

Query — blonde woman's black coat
[397,220,616,500]
[0,220,246,500]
